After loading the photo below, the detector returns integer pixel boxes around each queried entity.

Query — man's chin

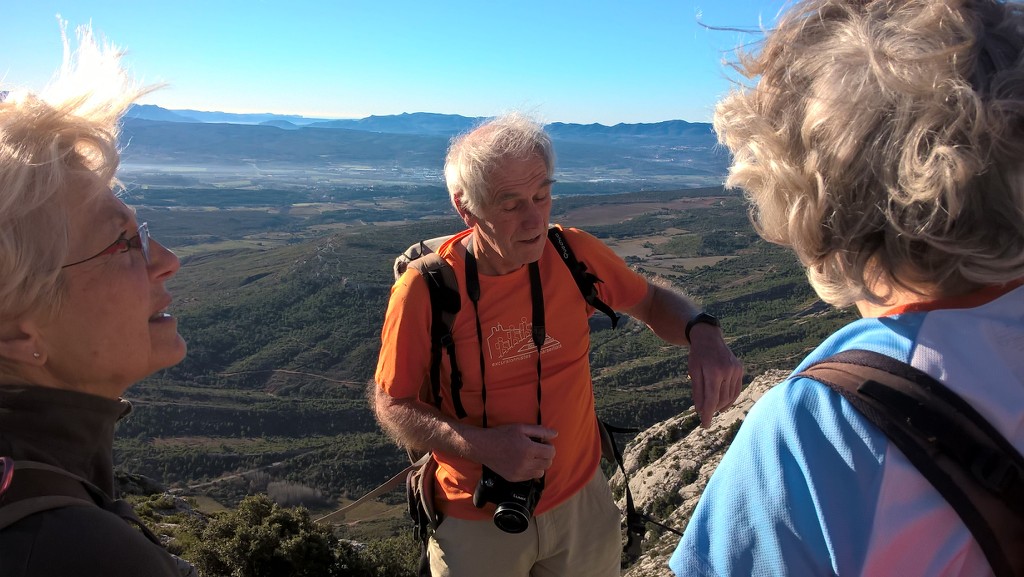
[526,243,547,264]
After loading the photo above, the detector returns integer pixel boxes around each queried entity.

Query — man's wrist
[685,312,720,342]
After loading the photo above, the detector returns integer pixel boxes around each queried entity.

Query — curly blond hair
[715,0,1024,307]
[0,23,153,323]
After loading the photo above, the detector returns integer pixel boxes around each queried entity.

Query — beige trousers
[427,469,622,577]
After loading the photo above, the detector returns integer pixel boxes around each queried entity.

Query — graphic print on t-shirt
[486,316,561,368]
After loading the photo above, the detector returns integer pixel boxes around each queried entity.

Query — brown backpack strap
[798,350,1024,577]
[408,253,465,418]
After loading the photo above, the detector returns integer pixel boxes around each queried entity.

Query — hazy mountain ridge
[121,117,450,167]
[122,105,727,182]
[127,105,715,137]
[128,105,327,126]
[306,112,481,136]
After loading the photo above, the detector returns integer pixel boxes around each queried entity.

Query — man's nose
[523,202,545,228]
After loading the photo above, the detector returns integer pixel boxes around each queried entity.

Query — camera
[472,465,545,534]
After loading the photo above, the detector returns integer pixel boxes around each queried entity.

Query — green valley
[117,182,856,546]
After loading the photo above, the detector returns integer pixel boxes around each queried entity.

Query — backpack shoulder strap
[0,459,94,530]
[406,252,467,419]
[797,349,1024,577]
[0,460,164,546]
[547,226,619,328]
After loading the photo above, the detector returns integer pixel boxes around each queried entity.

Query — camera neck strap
[466,236,545,429]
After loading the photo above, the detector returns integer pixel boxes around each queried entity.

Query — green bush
[175,494,418,577]
[182,495,337,577]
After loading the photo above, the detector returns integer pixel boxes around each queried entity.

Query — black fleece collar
[0,384,132,498]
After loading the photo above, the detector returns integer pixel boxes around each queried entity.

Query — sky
[2,1,785,125]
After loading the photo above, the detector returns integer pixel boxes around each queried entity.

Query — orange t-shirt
[375,226,649,520]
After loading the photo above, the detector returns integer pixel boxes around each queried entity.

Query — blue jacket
[670,284,1024,576]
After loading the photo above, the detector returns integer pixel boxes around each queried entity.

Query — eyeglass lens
[138,222,150,264]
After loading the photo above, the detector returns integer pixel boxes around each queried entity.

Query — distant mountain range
[128,104,715,139]
[127,105,333,126]
[121,105,727,184]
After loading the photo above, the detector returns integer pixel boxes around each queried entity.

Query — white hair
[0,22,155,322]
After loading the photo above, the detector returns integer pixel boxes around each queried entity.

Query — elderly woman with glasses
[0,26,193,577]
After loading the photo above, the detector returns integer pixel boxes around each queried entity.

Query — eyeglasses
[62,222,151,269]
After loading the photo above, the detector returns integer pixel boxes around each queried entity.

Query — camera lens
[493,502,531,534]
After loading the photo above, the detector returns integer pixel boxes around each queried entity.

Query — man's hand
[372,386,559,481]
[687,323,743,427]
[466,424,558,482]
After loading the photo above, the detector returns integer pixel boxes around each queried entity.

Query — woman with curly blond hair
[0,25,194,576]
[671,0,1024,575]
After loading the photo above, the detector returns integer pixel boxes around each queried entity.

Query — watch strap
[685,312,719,342]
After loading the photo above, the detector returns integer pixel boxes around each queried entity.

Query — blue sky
[2,1,784,125]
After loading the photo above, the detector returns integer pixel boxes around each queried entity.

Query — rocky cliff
[613,369,792,577]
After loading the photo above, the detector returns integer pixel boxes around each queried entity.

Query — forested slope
[116,188,855,542]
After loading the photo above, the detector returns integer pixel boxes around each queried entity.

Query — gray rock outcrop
[613,369,791,577]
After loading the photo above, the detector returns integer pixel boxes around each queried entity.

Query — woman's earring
[32,352,40,359]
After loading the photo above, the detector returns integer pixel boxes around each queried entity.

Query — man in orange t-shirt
[373,112,743,577]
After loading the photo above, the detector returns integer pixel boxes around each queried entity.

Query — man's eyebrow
[494,178,557,199]
[491,174,557,204]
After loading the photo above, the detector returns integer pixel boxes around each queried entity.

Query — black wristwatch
[685,312,720,342]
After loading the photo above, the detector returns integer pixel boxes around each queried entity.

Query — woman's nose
[148,238,180,279]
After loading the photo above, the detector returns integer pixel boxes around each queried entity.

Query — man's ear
[453,190,477,227]
[0,319,45,365]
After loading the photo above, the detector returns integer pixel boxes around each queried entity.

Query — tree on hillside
[179,494,418,577]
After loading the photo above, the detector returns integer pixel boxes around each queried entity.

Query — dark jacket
[0,384,187,577]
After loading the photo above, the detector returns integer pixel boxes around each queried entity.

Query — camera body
[472,465,545,534]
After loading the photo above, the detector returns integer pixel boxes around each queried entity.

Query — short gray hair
[444,112,555,217]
